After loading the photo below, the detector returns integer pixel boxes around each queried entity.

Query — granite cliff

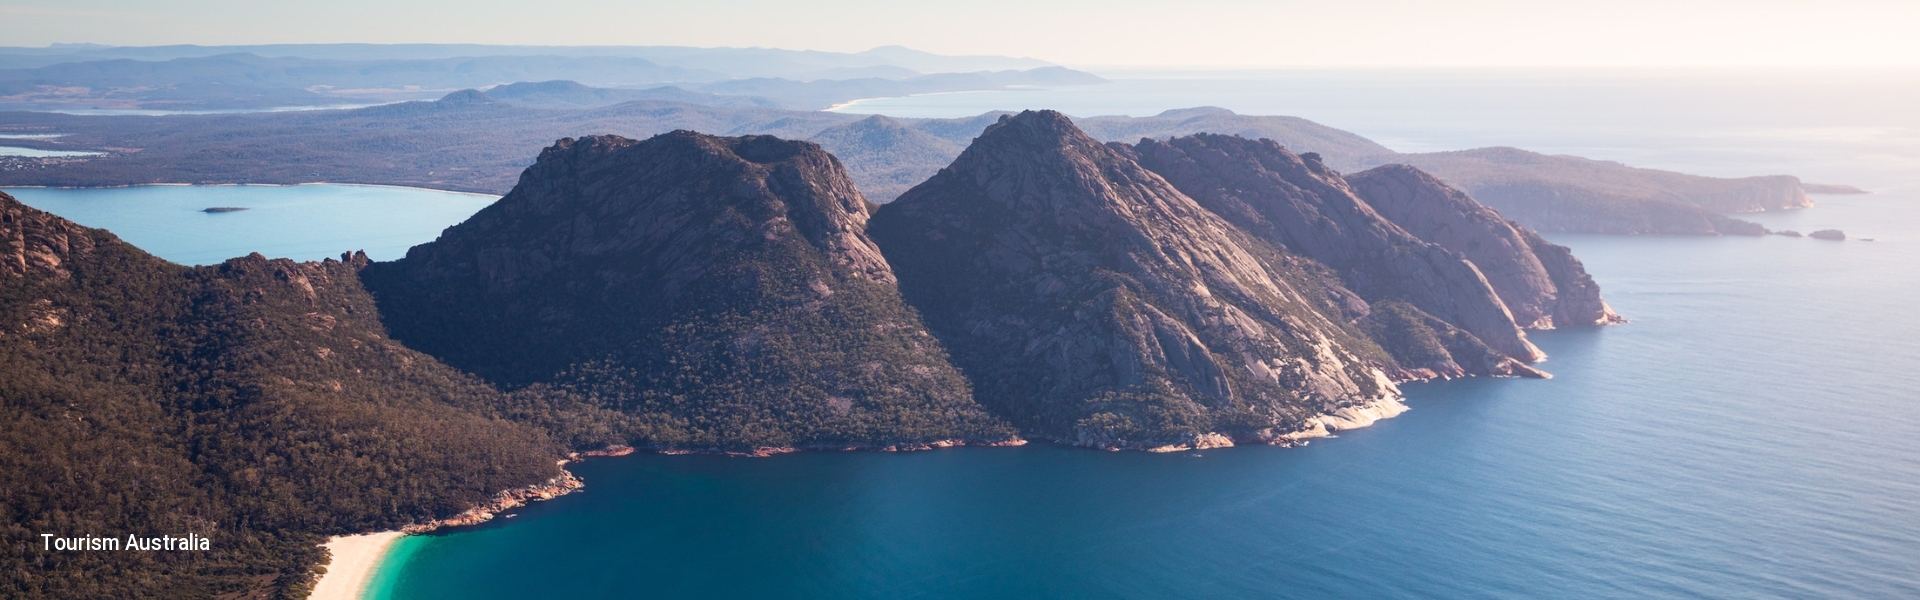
[361,131,1016,451]
[1346,164,1622,328]
[1121,134,1544,365]
[871,111,1452,450]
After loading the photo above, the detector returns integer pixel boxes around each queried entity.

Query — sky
[1,0,1917,67]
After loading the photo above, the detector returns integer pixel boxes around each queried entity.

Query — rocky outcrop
[1347,165,1622,328]
[402,471,584,534]
[869,110,1406,450]
[1809,229,1846,241]
[362,131,1015,450]
[1,191,98,279]
[1122,134,1544,364]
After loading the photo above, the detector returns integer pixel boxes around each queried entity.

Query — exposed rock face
[1347,165,1623,328]
[2,191,97,279]
[1122,134,1543,362]
[362,131,1013,449]
[869,111,1403,449]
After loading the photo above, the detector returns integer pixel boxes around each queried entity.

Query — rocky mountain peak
[1125,134,1546,365]
[364,131,1011,449]
[873,112,1407,450]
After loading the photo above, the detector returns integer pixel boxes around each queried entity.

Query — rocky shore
[400,471,584,534]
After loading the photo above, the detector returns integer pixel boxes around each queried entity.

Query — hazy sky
[2,0,1916,67]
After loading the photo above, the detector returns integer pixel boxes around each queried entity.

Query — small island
[1809,229,1846,241]
[202,206,249,213]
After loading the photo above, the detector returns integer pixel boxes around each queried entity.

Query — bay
[2,184,494,266]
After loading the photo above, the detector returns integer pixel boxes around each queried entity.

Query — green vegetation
[1,192,561,598]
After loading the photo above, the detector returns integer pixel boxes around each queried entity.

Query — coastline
[309,394,1412,597]
[310,531,404,600]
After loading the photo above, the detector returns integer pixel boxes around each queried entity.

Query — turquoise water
[362,193,1919,598]
[2,184,494,266]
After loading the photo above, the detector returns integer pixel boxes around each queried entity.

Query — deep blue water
[1,184,493,265]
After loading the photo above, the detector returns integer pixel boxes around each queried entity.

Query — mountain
[1345,165,1622,327]
[481,80,781,109]
[0,53,731,110]
[0,191,564,598]
[2,117,1628,592]
[0,45,1070,111]
[809,115,965,202]
[360,132,1015,450]
[870,110,1495,450]
[1373,147,1801,235]
[1120,134,1544,362]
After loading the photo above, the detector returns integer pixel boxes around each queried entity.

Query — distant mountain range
[0,88,1821,235]
[0,44,1090,112]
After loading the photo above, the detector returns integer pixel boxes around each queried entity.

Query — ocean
[11,68,1920,598]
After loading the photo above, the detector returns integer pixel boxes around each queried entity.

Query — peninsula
[2,112,1618,597]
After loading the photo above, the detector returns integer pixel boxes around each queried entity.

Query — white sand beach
[310,531,403,600]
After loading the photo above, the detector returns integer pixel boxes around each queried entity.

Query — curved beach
[311,532,403,600]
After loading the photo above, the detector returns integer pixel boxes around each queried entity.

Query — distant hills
[0,44,1095,112]
[0,88,1817,235]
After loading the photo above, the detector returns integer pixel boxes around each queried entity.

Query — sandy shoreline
[310,531,404,600]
